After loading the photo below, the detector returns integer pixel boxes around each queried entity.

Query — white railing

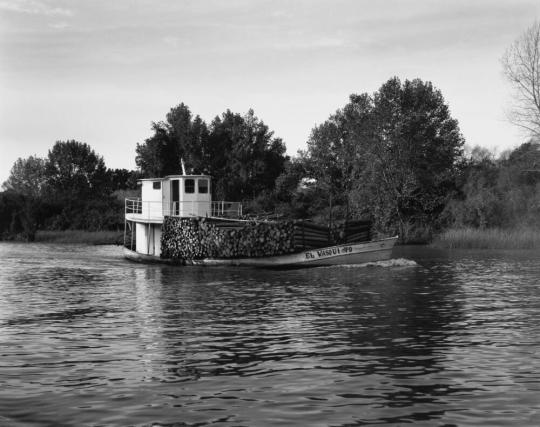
[211,201,243,218]
[125,198,243,220]
[125,198,143,215]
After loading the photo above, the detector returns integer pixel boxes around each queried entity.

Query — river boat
[123,172,397,268]
[123,236,398,267]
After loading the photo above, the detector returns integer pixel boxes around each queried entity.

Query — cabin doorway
[172,179,179,215]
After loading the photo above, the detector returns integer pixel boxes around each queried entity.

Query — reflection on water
[0,243,539,426]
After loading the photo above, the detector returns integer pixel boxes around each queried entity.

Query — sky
[1,0,539,184]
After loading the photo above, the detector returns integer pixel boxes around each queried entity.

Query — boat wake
[332,258,418,268]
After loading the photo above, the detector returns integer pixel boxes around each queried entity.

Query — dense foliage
[2,78,539,243]
[273,78,465,241]
[1,141,140,240]
[444,142,540,230]
[135,104,288,200]
[271,78,538,241]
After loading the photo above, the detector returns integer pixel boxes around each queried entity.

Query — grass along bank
[433,227,540,249]
[35,230,124,245]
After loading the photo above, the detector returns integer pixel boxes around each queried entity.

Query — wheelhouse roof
[138,174,212,182]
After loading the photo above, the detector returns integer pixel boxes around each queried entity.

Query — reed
[433,227,540,249]
[35,230,123,245]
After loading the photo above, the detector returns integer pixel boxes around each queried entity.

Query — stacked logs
[161,217,295,260]
[161,216,373,261]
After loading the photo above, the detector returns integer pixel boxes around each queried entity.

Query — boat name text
[305,246,352,260]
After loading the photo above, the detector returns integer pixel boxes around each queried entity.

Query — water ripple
[0,243,539,426]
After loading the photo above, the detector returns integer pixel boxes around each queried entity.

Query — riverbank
[5,227,540,249]
[433,227,540,249]
[35,230,123,245]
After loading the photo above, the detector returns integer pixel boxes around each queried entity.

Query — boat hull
[124,236,398,268]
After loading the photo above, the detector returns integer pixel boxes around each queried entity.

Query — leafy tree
[46,140,109,201]
[369,78,464,236]
[135,122,176,177]
[502,21,540,138]
[208,109,287,200]
[135,103,210,177]
[305,92,375,222]
[2,156,47,197]
[303,77,465,239]
[190,115,211,173]
[167,103,209,172]
[1,156,48,240]
[43,140,114,230]
[205,110,241,198]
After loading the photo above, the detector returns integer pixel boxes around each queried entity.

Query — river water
[0,243,539,426]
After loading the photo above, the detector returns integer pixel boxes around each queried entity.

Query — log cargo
[161,217,296,260]
[161,216,374,261]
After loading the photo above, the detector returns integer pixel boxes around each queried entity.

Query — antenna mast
[181,158,187,175]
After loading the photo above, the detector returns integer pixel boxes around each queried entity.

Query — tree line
[0,141,141,241]
[3,75,538,243]
[3,15,540,244]
[0,106,290,241]
[445,143,540,231]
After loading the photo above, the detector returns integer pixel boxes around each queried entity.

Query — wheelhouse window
[184,179,195,193]
[152,181,161,190]
[198,179,208,194]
